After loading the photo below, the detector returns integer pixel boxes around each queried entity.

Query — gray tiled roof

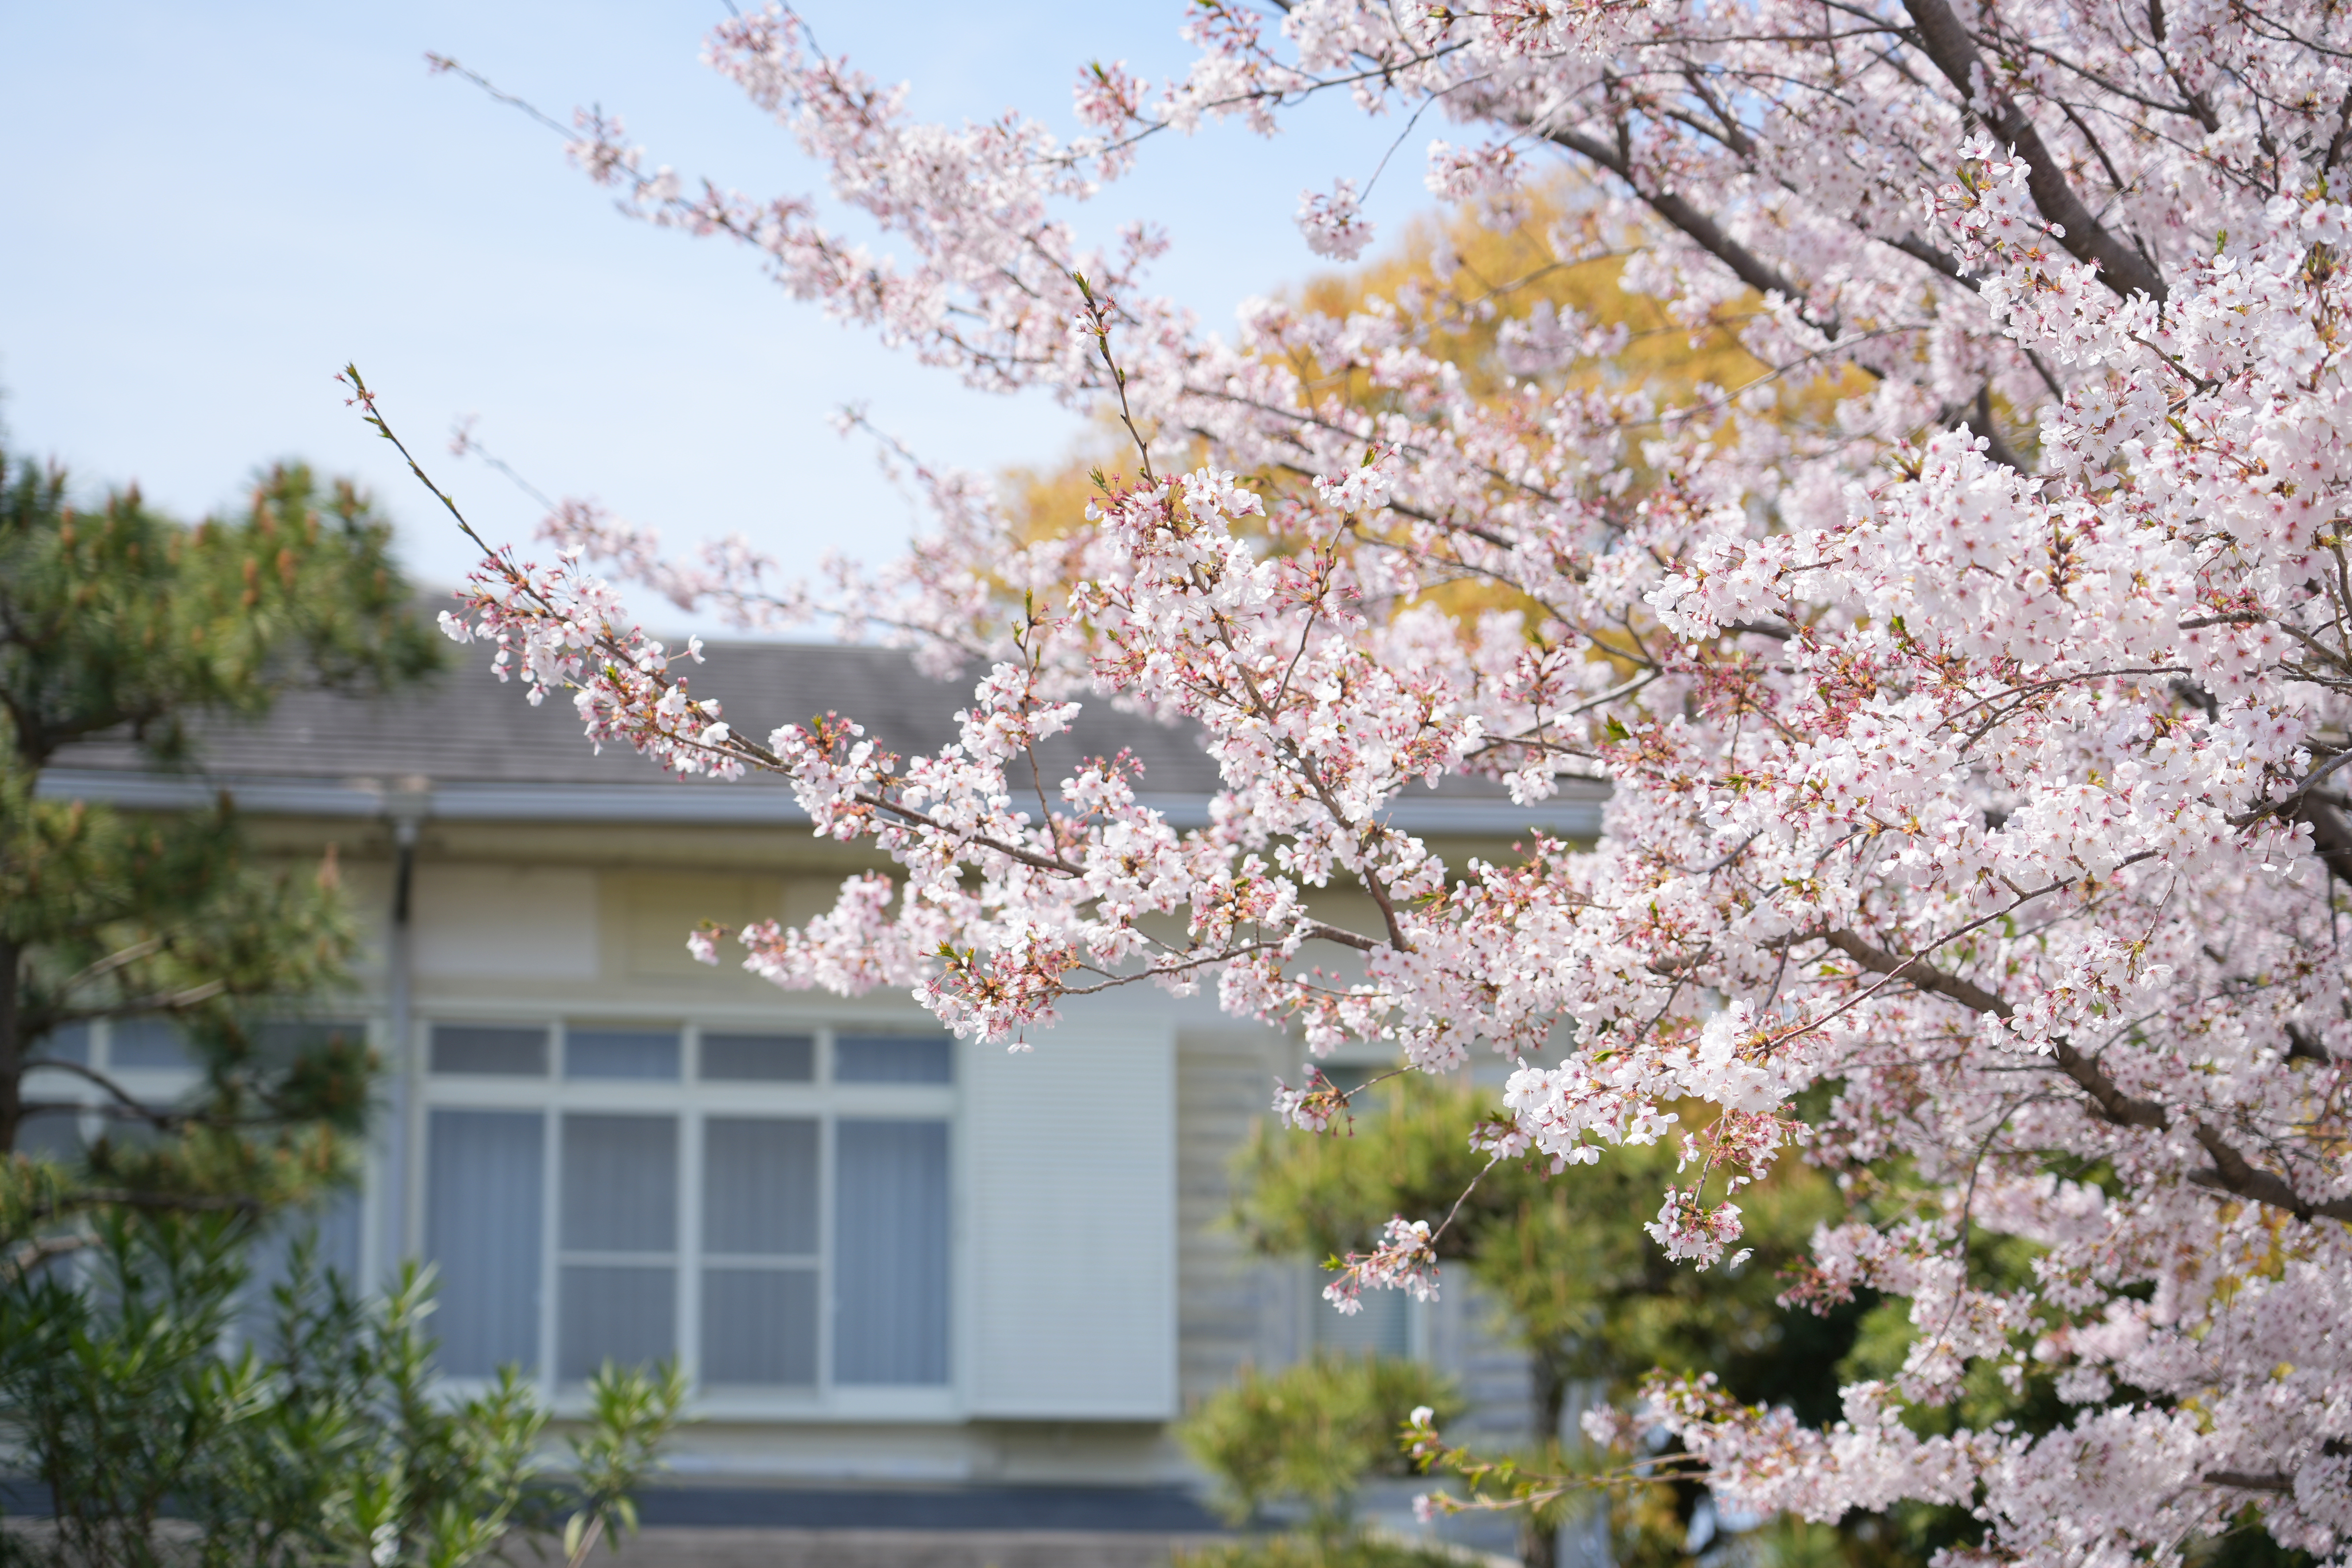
[45,640,1603,835]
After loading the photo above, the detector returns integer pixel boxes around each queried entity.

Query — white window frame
[407,1013,960,1421]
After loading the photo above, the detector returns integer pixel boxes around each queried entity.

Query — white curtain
[700,1117,819,1384]
[833,1118,949,1385]
[558,1266,675,1378]
[425,1109,544,1376]
[557,1114,677,1379]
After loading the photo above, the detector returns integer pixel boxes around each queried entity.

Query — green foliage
[0,442,439,1260]
[1234,1079,1852,1418]
[1234,1078,1863,1568]
[557,1359,691,1567]
[0,1212,683,1567]
[1178,1353,1464,1535]
[1246,1089,2315,1568]
[0,452,438,771]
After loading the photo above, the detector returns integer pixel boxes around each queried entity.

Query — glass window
[559,1266,676,1380]
[560,1115,678,1252]
[836,1034,953,1084]
[702,1269,818,1385]
[1315,1270,1412,1359]
[701,1032,814,1083]
[242,1189,364,1337]
[418,1021,952,1398]
[833,1119,950,1384]
[702,1117,820,1386]
[431,1025,548,1077]
[35,1022,90,1066]
[703,1118,819,1257]
[426,1110,544,1377]
[557,1115,678,1382]
[16,1106,85,1163]
[566,1027,680,1081]
[19,1024,93,1158]
[254,1020,366,1069]
[111,1016,192,1070]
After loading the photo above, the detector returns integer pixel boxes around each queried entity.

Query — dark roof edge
[37,769,1606,838]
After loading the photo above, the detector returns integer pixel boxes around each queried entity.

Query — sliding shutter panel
[966,1015,1175,1418]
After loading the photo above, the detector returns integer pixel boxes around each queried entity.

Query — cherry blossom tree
[392,1,2352,1558]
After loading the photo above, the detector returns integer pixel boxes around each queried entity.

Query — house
[40,641,1603,1495]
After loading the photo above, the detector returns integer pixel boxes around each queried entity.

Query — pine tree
[0,446,441,1269]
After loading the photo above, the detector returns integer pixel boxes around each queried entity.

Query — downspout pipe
[379,783,428,1276]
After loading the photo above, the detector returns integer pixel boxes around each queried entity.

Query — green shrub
[1178,1353,1464,1536]
[0,1212,683,1567]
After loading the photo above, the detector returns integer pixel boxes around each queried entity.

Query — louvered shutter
[964,1014,1176,1418]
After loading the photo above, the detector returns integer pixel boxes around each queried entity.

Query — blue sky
[1,2,1439,633]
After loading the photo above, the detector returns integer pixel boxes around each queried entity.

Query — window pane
[243,1190,364,1338]
[431,1025,548,1077]
[833,1119,949,1385]
[1315,1269,1411,1359]
[560,1115,677,1253]
[111,1017,192,1070]
[701,1032,813,1083]
[16,1107,83,1162]
[835,1034,953,1084]
[558,1265,675,1379]
[34,1023,90,1066]
[255,1020,366,1070]
[701,1268,818,1385]
[703,1118,818,1257]
[566,1028,680,1081]
[426,1110,544,1377]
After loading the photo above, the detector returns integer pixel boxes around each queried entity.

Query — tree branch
[5,1232,92,1280]
[1959,385,2027,472]
[19,1058,176,1128]
[2292,793,2352,888]
[1901,0,2168,301]
[1537,122,1839,339]
[57,936,166,996]
[1820,930,2352,1223]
